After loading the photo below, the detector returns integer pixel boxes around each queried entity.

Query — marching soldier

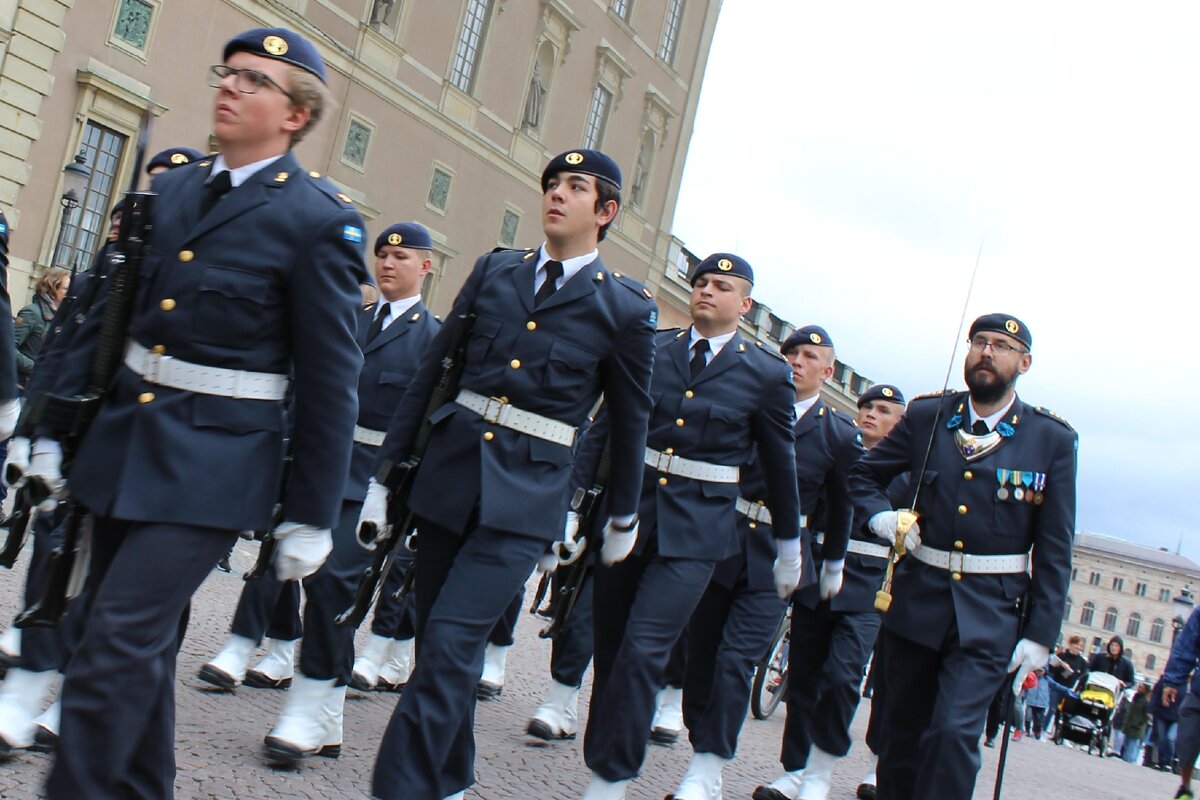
[358,149,656,800]
[753,326,865,800]
[578,254,801,800]
[0,210,18,439]
[200,584,302,690]
[848,314,1077,800]
[10,28,368,796]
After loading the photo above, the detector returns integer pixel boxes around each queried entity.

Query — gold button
[952,572,963,581]
[510,359,521,369]
[160,298,176,311]
[483,431,494,441]
[964,470,974,480]
[958,505,968,515]
[658,477,668,486]
[684,390,694,399]
[309,170,320,178]
[749,522,757,529]
[526,321,537,331]
[665,447,674,455]
[178,250,193,262]
[675,418,685,427]
[138,392,155,404]
[954,540,964,550]
[152,344,166,355]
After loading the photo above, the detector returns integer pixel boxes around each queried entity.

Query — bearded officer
[848,314,1077,800]
[359,148,656,800]
[578,254,801,800]
[13,28,368,797]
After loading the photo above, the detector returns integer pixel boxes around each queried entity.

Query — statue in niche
[522,60,548,131]
[631,134,653,207]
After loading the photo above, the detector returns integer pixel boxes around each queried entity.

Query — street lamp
[49,148,91,270]
[1172,588,1194,644]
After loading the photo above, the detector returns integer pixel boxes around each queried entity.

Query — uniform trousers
[875,625,1010,800]
[664,626,689,689]
[864,634,889,756]
[16,508,68,672]
[228,571,302,644]
[488,586,525,647]
[372,518,545,800]
[370,548,416,641]
[682,571,786,758]
[780,603,882,768]
[297,499,368,682]
[47,519,238,800]
[550,568,594,688]
[585,543,715,781]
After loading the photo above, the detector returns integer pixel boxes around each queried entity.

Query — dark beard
[965,364,1013,405]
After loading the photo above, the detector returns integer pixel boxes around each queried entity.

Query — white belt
[910,544,1031,575]
[736,497,773,524]
[124,341,288,401]
[353,425,386,446]
[644,447,740,484]
[456,389,576,447]
[814,533,892,560]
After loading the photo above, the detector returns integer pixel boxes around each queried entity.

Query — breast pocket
[911,469,939,518]
[193,267,276,350]
[542,340,599,398]
[704,402,746,441]
[465,315,503,365]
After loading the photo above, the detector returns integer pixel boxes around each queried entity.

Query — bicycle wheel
[751,614,790,720]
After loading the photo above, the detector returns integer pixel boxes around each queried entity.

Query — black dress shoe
[476,681,503,700]
[244,669,292,689]
[856,783,877,800]
[317,742,341,759]
[197,664,238,690]
[526,718,575,741]
[349,672,375,692]
[650,726,680,745]
[751,787,791,800]
[376,677,407,693]
[215,556,232,573]
[263,737,316,768]
[28,725,58,753]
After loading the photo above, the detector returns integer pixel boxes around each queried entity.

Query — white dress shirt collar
[688,326,736,361]
[968,394,1017,433]
[375,293,422,330]
[535,244,598,291]
[208,153,285,188]
[794,394,820,421]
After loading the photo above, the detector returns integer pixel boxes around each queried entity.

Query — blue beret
[110,199,126,218]
[223,27,327,84]
[857,384,905,407]
[969,313,1032,350]
[146,147,205,174]
[375,222,432,254]
[541,149,622,191]
[782,325,833,353]
[690,252,754,286]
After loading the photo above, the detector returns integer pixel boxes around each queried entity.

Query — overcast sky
[672,2,1199,563]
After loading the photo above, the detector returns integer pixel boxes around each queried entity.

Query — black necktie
[690,339,710,379]
[534,260,564,307]
[367,306,389,342]
[201,170,233,217]
[971,420,990,435]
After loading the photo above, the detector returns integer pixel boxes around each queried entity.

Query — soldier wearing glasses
[7,28,367,797]
[848,314,1077,800]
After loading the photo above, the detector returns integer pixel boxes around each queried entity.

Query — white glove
[1008,638,1050,693]
[25,448,65,511]
[819,559,845,600]
[868,510,922,552]
[356,479,391,551]
[553,510,587,565]
[773,537,802,599]
[3,436,31,488]
[0,398,19,442]
[272,522,333,580]
[600,517,638,566]
[537,551,559,574]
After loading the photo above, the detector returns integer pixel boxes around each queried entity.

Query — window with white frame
[450,0,493,93]
[59,122,127,271]
[612,0,632,21]
[582,85,613,149]
[659,0,685,65]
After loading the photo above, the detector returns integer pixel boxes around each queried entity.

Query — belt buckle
[481,396,508,424]
[948,551,965,574]
[653,451,673,472]
[142,349,162,384]
[752,500,766,522]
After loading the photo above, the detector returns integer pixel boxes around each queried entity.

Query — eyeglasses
[967,336,1027,356]
[208,65,294,101]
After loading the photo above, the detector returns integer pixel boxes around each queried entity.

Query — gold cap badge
[388,233,403,246]
[170,153,188,165]
[881,387,894,397]
[717,258,733,271]
[263,35,288,56]
[809,332,823,344]
[565,152,584,165]
[1005,319,1020,334]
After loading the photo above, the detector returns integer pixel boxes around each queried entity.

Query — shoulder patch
[1034,406,1074,431]
[755,340,788,362]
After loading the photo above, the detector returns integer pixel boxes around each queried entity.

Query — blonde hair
[285,66,335,146]
[35,267,70,297]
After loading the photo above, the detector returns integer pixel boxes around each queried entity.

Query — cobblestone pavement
[0,539,1184,799]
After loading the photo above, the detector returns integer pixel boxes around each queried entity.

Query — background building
[1060,532,1200,683]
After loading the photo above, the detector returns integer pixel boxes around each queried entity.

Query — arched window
[1147,654,1157,671]
[1103,607,1119,632]
[1080,601,1095,626]
[1150,618,1166,644]
[1064,596,1073,621]
[1126,613,1142,638]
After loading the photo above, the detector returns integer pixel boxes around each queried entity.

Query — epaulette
[610,271,653,301]
[1034,406,1074,431]
[754,340,788,362]
[491,246,529,255]
[302,170,358,209]
[434,314,443,322]
[661,327,685,338]
[911,389,953,402]
[364,301,377,313]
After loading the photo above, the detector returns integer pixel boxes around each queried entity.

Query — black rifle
[16,111,155,629]
[243,455,294,580]
[538,437,610,640]
[336,313,475,629]
[0,485,36,569]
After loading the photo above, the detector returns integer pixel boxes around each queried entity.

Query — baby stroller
[1053,672,1122,756]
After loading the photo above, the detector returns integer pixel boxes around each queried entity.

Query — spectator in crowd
[1150,676,1180,772]
[1024,666,1050,740]
[1046,635,1089,736]
[1089,635,1135,686]
[1119,682,1152,763]
[12,267,69,388]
